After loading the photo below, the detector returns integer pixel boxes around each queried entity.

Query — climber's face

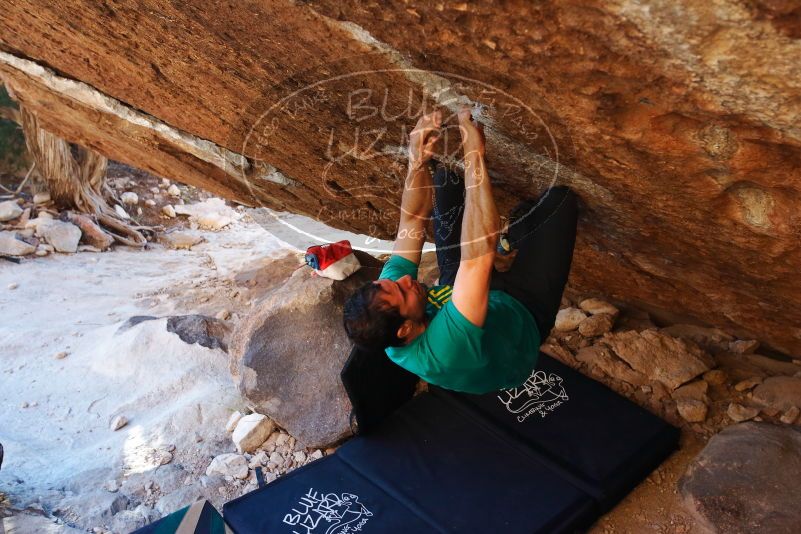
[372,275,427,324]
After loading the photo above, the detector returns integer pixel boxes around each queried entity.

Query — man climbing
[343,106,577,394]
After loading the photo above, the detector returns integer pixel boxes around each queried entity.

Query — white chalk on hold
[470,102,486,122]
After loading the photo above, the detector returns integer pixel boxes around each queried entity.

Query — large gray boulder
[231,250,381,448]
[680,422,801,533]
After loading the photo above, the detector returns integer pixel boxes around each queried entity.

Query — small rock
[293,451,306,464]
[216,309,231,321]
[752,376,801,412]
[136,207,142,216]
[554,307,587,332]
[578,298,619,318]
[226,411,243,433]
[197,212,233,231]
[269,451,284,465]
[33,192,51,204]
[703,369,727,386]
[729,339,760,354]
[249,451,269,468]
[103,479,120,493]
[7,282,18,290]
[677,398,708,423]
[780,406,799,425]
[162,204,176,218]
[0,200,23,222]
[145,199,156,207]
[734,376,763,392]
[275,433,290,448]
[121,192,139,205]
[38,220,82,253]
[309,449,324,461]
[110,415,128,431]
[232,413,275,453]
[577,313,615,337]
[167,184,181,197]
[54,351,68,360]
[206,453,249,480]
[727,403,759,422]
[114,204,131,220]
[673,380,709,402]
[159,232,203,250]
[20,401,28,408]
[35,247,48,256]
[0,231,36,256]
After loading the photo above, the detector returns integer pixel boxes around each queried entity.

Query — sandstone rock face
[230,251,381,448]
[680,423,801,533]
[602,330,714,390]
[1,2,801,355]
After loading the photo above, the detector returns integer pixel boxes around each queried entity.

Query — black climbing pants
[431,163,578,337]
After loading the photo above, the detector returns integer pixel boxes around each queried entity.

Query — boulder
[554,307,587,332]
[680,423,801,533]
[232,413,274,453]
[37,220,82,253]
[0,199,23,222]
[0,231,36,256]
[602,330,714,390]
[206,453,248,479]
[577,313,614,337]
[166,314,228,351]
[230,252,381,448]
[578,298,619,318]
[752,376,801,412]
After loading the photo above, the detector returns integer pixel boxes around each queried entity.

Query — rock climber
[343,106,577,394]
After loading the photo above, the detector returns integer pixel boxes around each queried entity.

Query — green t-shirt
[380,255,540,394]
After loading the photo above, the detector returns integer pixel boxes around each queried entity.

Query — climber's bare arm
[452,106,500,328]
[392,111,442,265]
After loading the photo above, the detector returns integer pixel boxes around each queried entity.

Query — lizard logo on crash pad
[283,488,373,534]
[497,370,568,422]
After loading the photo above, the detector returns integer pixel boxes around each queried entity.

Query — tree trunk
[19,105,146,246]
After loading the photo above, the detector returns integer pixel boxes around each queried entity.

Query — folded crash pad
[223,353,679,533]
[336,392,597,533]
[431,354,680,510]
[224,455,438,533]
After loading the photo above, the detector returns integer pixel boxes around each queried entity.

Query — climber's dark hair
[343,281,406,351]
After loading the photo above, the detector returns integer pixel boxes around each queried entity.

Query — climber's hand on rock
[458,105,485,158]
[408,110,442,169]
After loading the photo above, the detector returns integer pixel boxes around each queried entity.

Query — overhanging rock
[1,1,800,354]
